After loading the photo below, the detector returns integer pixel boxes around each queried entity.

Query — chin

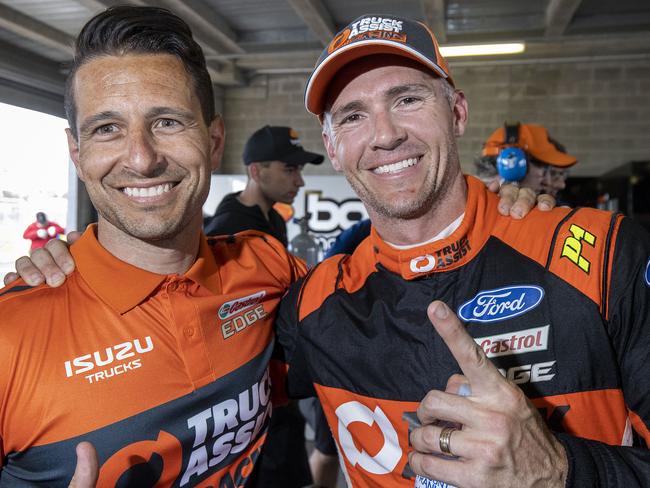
[113,216,188,242]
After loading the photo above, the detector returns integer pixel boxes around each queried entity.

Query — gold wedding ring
[439,426,458,456]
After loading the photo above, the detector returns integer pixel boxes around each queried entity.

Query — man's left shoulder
[492,206,627,298]
[541,207,627,305]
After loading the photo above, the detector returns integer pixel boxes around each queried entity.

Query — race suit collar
[369,175,499,280]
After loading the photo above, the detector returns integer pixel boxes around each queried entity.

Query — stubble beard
[98,204,195,243]
[346,138,462,221]
[94,167,206,243]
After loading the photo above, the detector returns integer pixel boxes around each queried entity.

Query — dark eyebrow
[79,107,197,135]
[79,111,120,135]
[145,106,195,121]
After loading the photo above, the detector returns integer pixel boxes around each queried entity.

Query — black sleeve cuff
[555,432,600,487]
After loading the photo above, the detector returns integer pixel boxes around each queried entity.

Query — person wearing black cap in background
[204,125,326,487]
[203,125,323,247]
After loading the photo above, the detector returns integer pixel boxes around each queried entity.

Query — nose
[370,110,406,150]
[125,128,160,175]
[295,170,305,188]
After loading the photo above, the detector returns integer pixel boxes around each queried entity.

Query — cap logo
[288,129,302,147]
[327,17,406,54]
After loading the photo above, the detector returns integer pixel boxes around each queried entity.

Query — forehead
[72,53,197,113]
[325,55,438,109]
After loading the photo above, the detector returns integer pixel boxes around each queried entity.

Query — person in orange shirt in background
[22,212,65,253]
[475,123,577,199]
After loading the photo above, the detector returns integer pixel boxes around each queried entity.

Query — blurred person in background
[204,124,328,487]
[476,122,576,199]
[203,125,322,247]
[23,211,65,253]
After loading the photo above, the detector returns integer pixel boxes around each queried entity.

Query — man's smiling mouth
[372,157,419,175]
[122,182,176,197]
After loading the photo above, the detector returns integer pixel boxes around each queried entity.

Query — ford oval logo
[645,259,650,287]
[458,285,544,323]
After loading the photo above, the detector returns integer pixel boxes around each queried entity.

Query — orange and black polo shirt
[0,225,305,486]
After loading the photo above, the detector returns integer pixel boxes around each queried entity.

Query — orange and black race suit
[0,225,305,486]
[277,176,650,487]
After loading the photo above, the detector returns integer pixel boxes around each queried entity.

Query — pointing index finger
[427,301,501,389]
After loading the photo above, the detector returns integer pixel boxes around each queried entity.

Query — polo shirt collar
[184,235,221,295]
[72,224,220,314]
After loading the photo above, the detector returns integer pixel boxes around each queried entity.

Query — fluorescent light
[440,42,525,57]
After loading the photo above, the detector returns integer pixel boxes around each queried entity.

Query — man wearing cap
[203,125,326,488]
[269,12,649,488]
[478,123,577,198]
[204,125,323,247]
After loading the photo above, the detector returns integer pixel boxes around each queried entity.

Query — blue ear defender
[497,146,528,182]
[496,123,528,183]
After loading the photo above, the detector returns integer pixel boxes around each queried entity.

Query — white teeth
[123,183,173,198]
[373,157,418,175]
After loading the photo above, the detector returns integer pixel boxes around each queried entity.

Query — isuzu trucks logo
[458,285,544,323]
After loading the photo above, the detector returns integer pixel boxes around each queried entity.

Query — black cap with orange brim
[304,14,453,116]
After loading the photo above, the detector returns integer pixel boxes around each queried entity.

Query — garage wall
[221,58,650,177]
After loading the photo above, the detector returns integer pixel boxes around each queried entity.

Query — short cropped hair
[64,5,215,138]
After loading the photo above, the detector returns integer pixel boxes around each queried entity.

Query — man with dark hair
[0,6,306,486]
[204,125,323,246]
[63,6,215,140]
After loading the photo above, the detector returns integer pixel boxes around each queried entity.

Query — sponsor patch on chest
[475,325,549,358]
[64,336,154,384]
[218,291,266,319]
[458,285,544,323]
